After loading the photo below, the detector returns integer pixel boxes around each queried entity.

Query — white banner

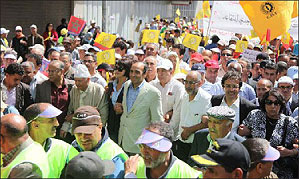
[242,49,262,62]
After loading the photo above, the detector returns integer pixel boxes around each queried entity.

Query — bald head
[256,78,273,100]
[202,50,212,58]
[23,103,50,123]
[227,62,242,74]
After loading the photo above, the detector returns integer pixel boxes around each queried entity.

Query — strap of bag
[281,117,289,147]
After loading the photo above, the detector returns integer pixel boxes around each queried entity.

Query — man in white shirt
[150,59,185,136]
[172,71,211,162]
[201,60,221,95]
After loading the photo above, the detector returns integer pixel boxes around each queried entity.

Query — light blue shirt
[126,80,145,112]
[112,80,125,106]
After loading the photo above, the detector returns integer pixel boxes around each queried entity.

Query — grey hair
[21,61,35,71]
[50,59,65,70]
[4,49,18,58]
[144,56,158,64]
[146,43,159,52]
[239,58,252,70]
[60,52,72,62]
[145,121,174,142]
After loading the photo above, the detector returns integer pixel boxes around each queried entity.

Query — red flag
[67,16,86,36]
[266,29,271,42]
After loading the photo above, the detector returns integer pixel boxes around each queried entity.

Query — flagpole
[205,1,214,38]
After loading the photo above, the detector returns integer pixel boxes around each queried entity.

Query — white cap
[229,44,236,50]
[91,20,96,24]
[78,44,92,51]
[29,44,45,53]
[30,24,37,29]
[135,49,144,55]
[230,36,239,41]
[57,46,65,52]
[267,49,274,55]
[217,40,226,46]
[15,26,22,31]
[88,46,100,52]
[173,73,186,80]
[278,76,294,86]
[1,28,9,34]
[211,48,221,53]
[157,59,173,70]
[145,24,150,28]
[167,51,178,58]
[4,53,17,60]
[74,64,91,78]
[127,49,135,56]
[287,66,299,80]
[248,42,254,49]
[115,53,122,59]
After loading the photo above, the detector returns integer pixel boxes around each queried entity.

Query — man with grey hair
[144,56,158,82]
[21,61,37,98]
[172,71,211,162]
[59,52,75,80]
[29,44,49,73]
[145,43,163,63]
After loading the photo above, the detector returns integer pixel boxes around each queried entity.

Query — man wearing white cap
[3,51,17,68]
[1,27,9,48]
[27,24,44,47]
[287,66,299,105]
[61,64,108,140]
[135,49,145,62]
[277,76,298,116]
[11,26,28,61]
[24,103,79,178]
[150,59,185,136]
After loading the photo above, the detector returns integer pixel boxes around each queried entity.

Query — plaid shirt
[2,144,21,167]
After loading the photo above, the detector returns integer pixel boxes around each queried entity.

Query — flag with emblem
[235,40,248,53]
[196,9,204,20]
[94,32,117,50]
[250,29,258,39]
[182,34,202,51]
[203,1,211,18]
[97,49,116,65]
[176,8,181,16]
[281,32,291,45]
[142,30,160,44]
[156,14,160,21]
[240,1,294,41]
[175,16,180,23]
[67,16,86,36]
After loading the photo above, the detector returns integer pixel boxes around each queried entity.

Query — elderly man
[27,24,44,47]
[30,44,49,73]
[124,121,202,178]
[1,63,33,114]
[251,78,273,106]
[83,53,107,88]
[71,106,128,178]
[59,52,75,80]
[218,48,233,78]
[1,114,49,178]
[188,106,245,166]
[191,138,251,179]
[145,43,163,63]
[243,138,280,179]
[172,71,211,162]
[144,56,158,82]
[115,61,163,155]
[150,59,185,136]
[23,103,78,178]
[201,60,221,94]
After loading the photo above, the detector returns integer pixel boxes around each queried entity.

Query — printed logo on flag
[148,32,156,39]
[260,2,277,19]
[67,16,86,36]
[189,37,197,45]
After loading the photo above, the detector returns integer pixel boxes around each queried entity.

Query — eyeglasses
[224,84,239,89]
[46,69,62,74]
[221,53,232,57]
[82,60,95,64]
[265,99,280,106]
[278,85,293,90]
[184,80,199,85]
[114,66,124,72]
[15,30,22,32]
[138,144,155,152]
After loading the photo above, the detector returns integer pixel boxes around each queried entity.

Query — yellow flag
[203,1,211,18]
[196,9,204,20]
[97,49,116,65]
[182,34,202,51]
[235,40,248,53]
[174,58,181,75]
[281,32,290,44]
[240,1,294,41]
[292,1,298,18]
[202,36,209,46]
[156,14,160,21]
[141,30,160,44]
[94,32,117,48]
[174,16,180,23]
[250,29,258,39]
[176,8,181,16]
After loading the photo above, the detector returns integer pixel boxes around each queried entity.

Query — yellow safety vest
[95,138,128,161]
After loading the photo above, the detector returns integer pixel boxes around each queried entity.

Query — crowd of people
[0,15,299,179]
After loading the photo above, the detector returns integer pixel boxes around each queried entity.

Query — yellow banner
[97,49,116,65]
[235,40,248,53]
[203,1,211,18]
[175,16,180,23]
[142,30,160,44]
[156,14,160,21]
[292,1,298,18]
[94,32,117,48]
[281,32,290,44]
[196,9,204,20]
[176,8,181,16]
[182,34,202,51]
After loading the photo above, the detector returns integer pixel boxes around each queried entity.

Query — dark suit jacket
[187,128,245,166]
[15,82,33,115]
[283,96,299,116]
[211,95,257,126]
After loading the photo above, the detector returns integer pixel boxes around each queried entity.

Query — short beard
[144,152,167,168]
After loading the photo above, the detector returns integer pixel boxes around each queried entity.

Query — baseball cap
[97,63,114,71]
[74,64,91,78]
[78,44,92,51]
[230,36,239,42]
[91,20,96,24]
[261,145,280,162]
[145,23,150,28]
[127,49,135,56]
[217,40,226,46]
[167,51,178,58]
[26,104,62,124]
[30,24,37,29]
[277,76,294,86]
[135,49,144,55]
[190,53,204,63]
[248,42,254,49]
[287,66,298,80]
[63,37,72,44]
[4,53,17,60]
[229,44,236,50]
[211,48,221,53]
[205,60,219,69]
[15,26,22,31]
[47,47,61,53]
[1,28,9,34]
[207,106,235,121]
[191,63,205,73]
[173,73,186,80]
[157,59,173,70]
[72,106,101,134]
[29,44,45,53]
[115,53,122,59]
[66,151,115,178]
[191,138,251,172]
[136,129,172,152]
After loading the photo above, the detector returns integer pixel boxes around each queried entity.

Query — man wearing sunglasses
[218,48,233,78]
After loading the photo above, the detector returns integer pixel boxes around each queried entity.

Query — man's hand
[238,124,251,136]
[114,103,123,114]
[60,129,67,138]
[181,126,192,140]
[277,146,295,157]
[65,114,74,122]
[163,110,173,123]
[125,154,139,175]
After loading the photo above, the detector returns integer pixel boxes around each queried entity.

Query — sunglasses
[114,66,124,72]
[184,80,199,85]
[278,85,293,90]
[265,99,280,106]
[221,53,232,57]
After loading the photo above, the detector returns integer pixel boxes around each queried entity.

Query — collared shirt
[201,77,221,95]
[2,144,21,167]
[30,71,48,101]
[220,96,240,133]
[126,80,145,112]
[218,65,226,78]
[112,80,125,106]
[1,79,16,107]
[285,97,293,116]
[207,131,231,149]
[90,71,107,88]
[179,88,211,143]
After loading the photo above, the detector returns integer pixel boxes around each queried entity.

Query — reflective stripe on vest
[95,138,128,161]
[1,142,49,178]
